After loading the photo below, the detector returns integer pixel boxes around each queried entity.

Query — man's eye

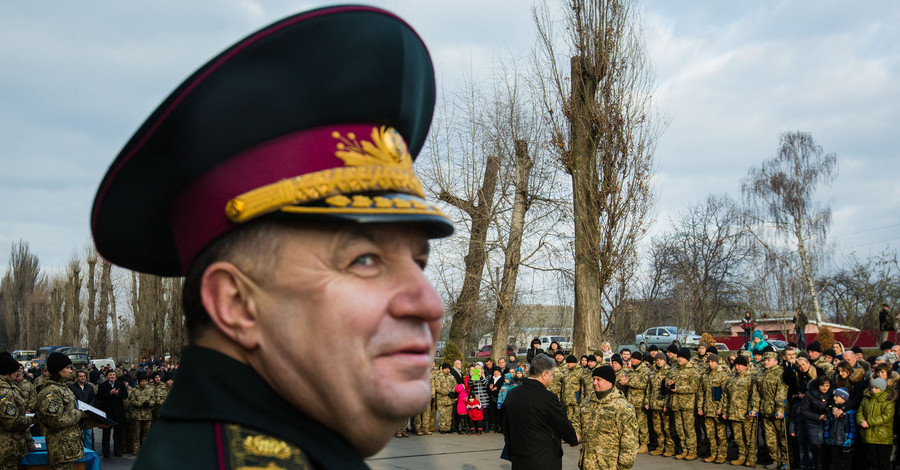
[351,254,377,267]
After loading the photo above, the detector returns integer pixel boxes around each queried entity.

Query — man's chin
[375,382,431,418]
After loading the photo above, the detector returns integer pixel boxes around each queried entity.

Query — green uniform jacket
[127,384,156,421]
[857,389,895,445]
[722,369,758,421]
[667,362,699,411]
[563,367,582,406]
[581,366,597,403]
[0,376,33,462]
[35,378,91,465]
[573,388,638,470]
[623,363,649,409]
[15,380,34,412]
[434,373,457,407]
[756,365,787,418]
[697,364,729,416]
[132,346,368,469]
[646,363,670,410]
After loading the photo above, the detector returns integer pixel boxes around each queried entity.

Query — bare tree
[0,240,43,348]
[820,249,900,328]
[742,131,838,325]
[62,256,83,345]
[535,0,662,354]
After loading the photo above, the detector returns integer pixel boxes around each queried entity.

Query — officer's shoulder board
[220,423,311,470]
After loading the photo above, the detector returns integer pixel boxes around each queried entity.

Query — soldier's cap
[92,5,453,276]
[851,346,863,354]
[763,351,778,360]
[137,371,149,382]
[554,350,565,358]
[610,354,623,366]
[740,350,752,358]
[592,365,616,384]
[587,355,597,363]
[47,352,72,374]
[631,351,643,361]
[697,341,708,348]
[0,351,18,375]
[734,355,749,367]
[807,341,821,353]
[706,353,720,364]
[440,362,451,370]
[677,348,691,360]
[565,355,577,364]
[666,344,679,355]
[823,349,836,358]
[647,345,659,353]
[654,352,667,362]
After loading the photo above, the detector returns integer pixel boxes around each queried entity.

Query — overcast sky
[2,0,898,275]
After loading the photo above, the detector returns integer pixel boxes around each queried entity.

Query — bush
[815,325,835,351]
[442,341,463,366]
[700,332,717,349]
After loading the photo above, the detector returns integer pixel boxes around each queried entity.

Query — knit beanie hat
[807,341,821,353]
[881,341,894,351]
[47,352,72,374]
[677,348,691,360]
[647,345,659,353]
[565,355,577,364]
[592,365,616,384]
[706,354,720,364]
[667,344,679,355]
[655,352,667,362]
[833,387,850,401]
[631,351,643,361]
[0,352,18,375]
[871,377,887,391]
[734,356,749,367]
[610,354,623,366]
[587,355,597,363]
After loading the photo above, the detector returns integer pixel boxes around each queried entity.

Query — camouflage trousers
[566,404,579,423]
[762,417,787,465]
[131,419,152,453]
[703,415,728,458]
[413,406,434,434]
[731,418,758,462]
[436,405,453,432]
[672,409,696,454]
[650,409,674,453]
[627,399,648,445]
[0,456,22,470]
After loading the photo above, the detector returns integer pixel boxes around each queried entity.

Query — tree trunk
[492,140,533,360]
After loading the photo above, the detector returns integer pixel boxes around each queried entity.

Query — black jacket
[97,378,129,423]
[526,348,546,364]
[68,381,96,407]
[502,378,578,470]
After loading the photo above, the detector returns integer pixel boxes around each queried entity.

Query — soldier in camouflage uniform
[722,355,760,467]
[610,355,627,395]
[581,355,599,403]
[414,365,438,435]
[573,366,638,470]
[1,352,34,470]
[14,370,34,413]
[126,373,156,453]
[646,352,674,456]
[549,351,567,403]
[35,353,98,470]
[757,350,788,469]
[690,342,710,371]
[697,353,729,463]
[563,355,582,421]
[434,363,456,433]
[807,341,834,378]
[620,351,650,453]
[667,348,700,460]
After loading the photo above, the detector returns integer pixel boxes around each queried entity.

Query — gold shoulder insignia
[223,423,310,470]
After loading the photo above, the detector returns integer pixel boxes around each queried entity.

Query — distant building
[723,316,859,337]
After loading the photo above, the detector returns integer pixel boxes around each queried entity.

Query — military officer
[434,364,457,433]
[35,353,100,470]
[563,355,582,421]
[667,348,700,461]
[723,355,760,466]
[573,365,638,470]
[757,350,788,469]
[91,6,454,469]
[125,373,155,454]
[414,365,438,435]
[1,352,34,470]
[646,352,674,456]
[620,351,650,453]
[697,353,729,463]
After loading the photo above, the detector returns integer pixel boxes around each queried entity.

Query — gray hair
[529,354,556,377]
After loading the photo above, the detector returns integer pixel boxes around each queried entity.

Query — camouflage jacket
[573,388,638,470]
[722,369,758,421]
[667,362,699,411]
[690,353,708,372]
[756,364,787,418]
[614,367,628,394]
[15,379,34,412]
[581,366,597,403]
[126,384,156,421]
[814,355,834,377]
[434,373,457,406]
[36,378,91,465]
[646,363,670,410]
[697,364,730,416]
[549,364,566,400]
[623,362,650,409]
[563,366,582,406]
[0,376,33,462]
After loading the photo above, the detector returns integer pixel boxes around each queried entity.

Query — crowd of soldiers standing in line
[393,334,900,470]
[0,351,176,469]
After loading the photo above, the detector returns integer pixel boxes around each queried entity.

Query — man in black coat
[97,368,128,457]
[502,353,579,470]
[69,369,97,449]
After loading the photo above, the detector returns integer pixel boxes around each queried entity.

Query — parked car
[435,341,445,358]
[740,339,786,352]
[635,326,702,352]
[536,335,573,352]
[475,344,515,358]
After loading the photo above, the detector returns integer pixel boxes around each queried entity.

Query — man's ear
[200,261,262,350]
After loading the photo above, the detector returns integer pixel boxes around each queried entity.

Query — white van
[90,358,115,371]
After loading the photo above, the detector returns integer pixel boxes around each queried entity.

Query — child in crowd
[857,377,894,470]
[468,363,490,431]
[487,368,504,432]
[466,394,484,435]
[824,387,856,470]
[497,372,514,410]
[454,383,469,435]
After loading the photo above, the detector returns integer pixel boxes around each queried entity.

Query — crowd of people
[395,334,900,470]
[0,351,176,468]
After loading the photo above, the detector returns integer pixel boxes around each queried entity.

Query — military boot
[730,458,745,466]
[650,448,664,456]
[675,452,687,459]
[705,455,717,463]
[715,455,728,464]
[685,453,698,461]
[637,444,648,454]
[744,460,755,467]
[663,450,676,457]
